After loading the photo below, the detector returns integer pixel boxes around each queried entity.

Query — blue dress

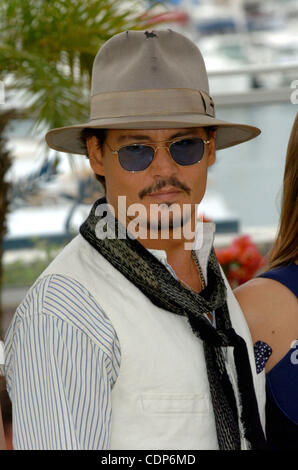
[257,263,298,449]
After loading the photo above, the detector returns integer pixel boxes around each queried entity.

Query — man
[4,30,266,450]
[0,343,5,450]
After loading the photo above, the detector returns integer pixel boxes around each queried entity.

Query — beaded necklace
[179,249,206,292]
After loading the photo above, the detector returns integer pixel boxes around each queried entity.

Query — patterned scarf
[79,196,266,450]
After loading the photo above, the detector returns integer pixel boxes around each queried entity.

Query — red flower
[216,246,238,265]
[215,235,266,288]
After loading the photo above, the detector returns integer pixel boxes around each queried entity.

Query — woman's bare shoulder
[234,276,297,312]
[234,276,298,351]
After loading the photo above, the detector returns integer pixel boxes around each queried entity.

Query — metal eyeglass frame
[104,137,211,170]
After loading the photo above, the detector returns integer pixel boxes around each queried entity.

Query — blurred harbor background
[1,0,298,335]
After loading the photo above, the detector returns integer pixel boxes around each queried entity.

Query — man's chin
[142,211,195,239]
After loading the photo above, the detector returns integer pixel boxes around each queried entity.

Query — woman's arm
[234,278,298,373]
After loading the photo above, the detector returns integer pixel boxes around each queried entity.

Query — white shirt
[4,221,216,449]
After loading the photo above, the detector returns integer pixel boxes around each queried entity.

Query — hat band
[90,88,215,121]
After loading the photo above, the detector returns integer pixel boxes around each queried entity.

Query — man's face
[87,127,216,237]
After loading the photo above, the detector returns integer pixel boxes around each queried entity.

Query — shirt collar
[147,221,216,284]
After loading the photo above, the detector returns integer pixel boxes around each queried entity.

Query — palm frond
[0,0,159,129]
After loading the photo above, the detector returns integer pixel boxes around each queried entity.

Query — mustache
[139,176,191,199]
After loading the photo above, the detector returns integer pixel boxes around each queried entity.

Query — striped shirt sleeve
[4,274,121,450]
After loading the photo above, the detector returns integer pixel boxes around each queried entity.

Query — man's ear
[87,136,105,176]
[207,129,216,167]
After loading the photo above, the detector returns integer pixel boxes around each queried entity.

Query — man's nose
[148,145,178,176]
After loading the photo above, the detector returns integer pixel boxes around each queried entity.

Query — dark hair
[80,128,107,192]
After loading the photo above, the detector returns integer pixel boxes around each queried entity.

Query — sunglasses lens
[118,145,154,171]
[170,138,205,165]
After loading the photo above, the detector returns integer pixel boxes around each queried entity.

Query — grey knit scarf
[79,197,266,450]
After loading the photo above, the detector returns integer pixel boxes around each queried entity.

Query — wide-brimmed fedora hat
[46,29,260,154]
